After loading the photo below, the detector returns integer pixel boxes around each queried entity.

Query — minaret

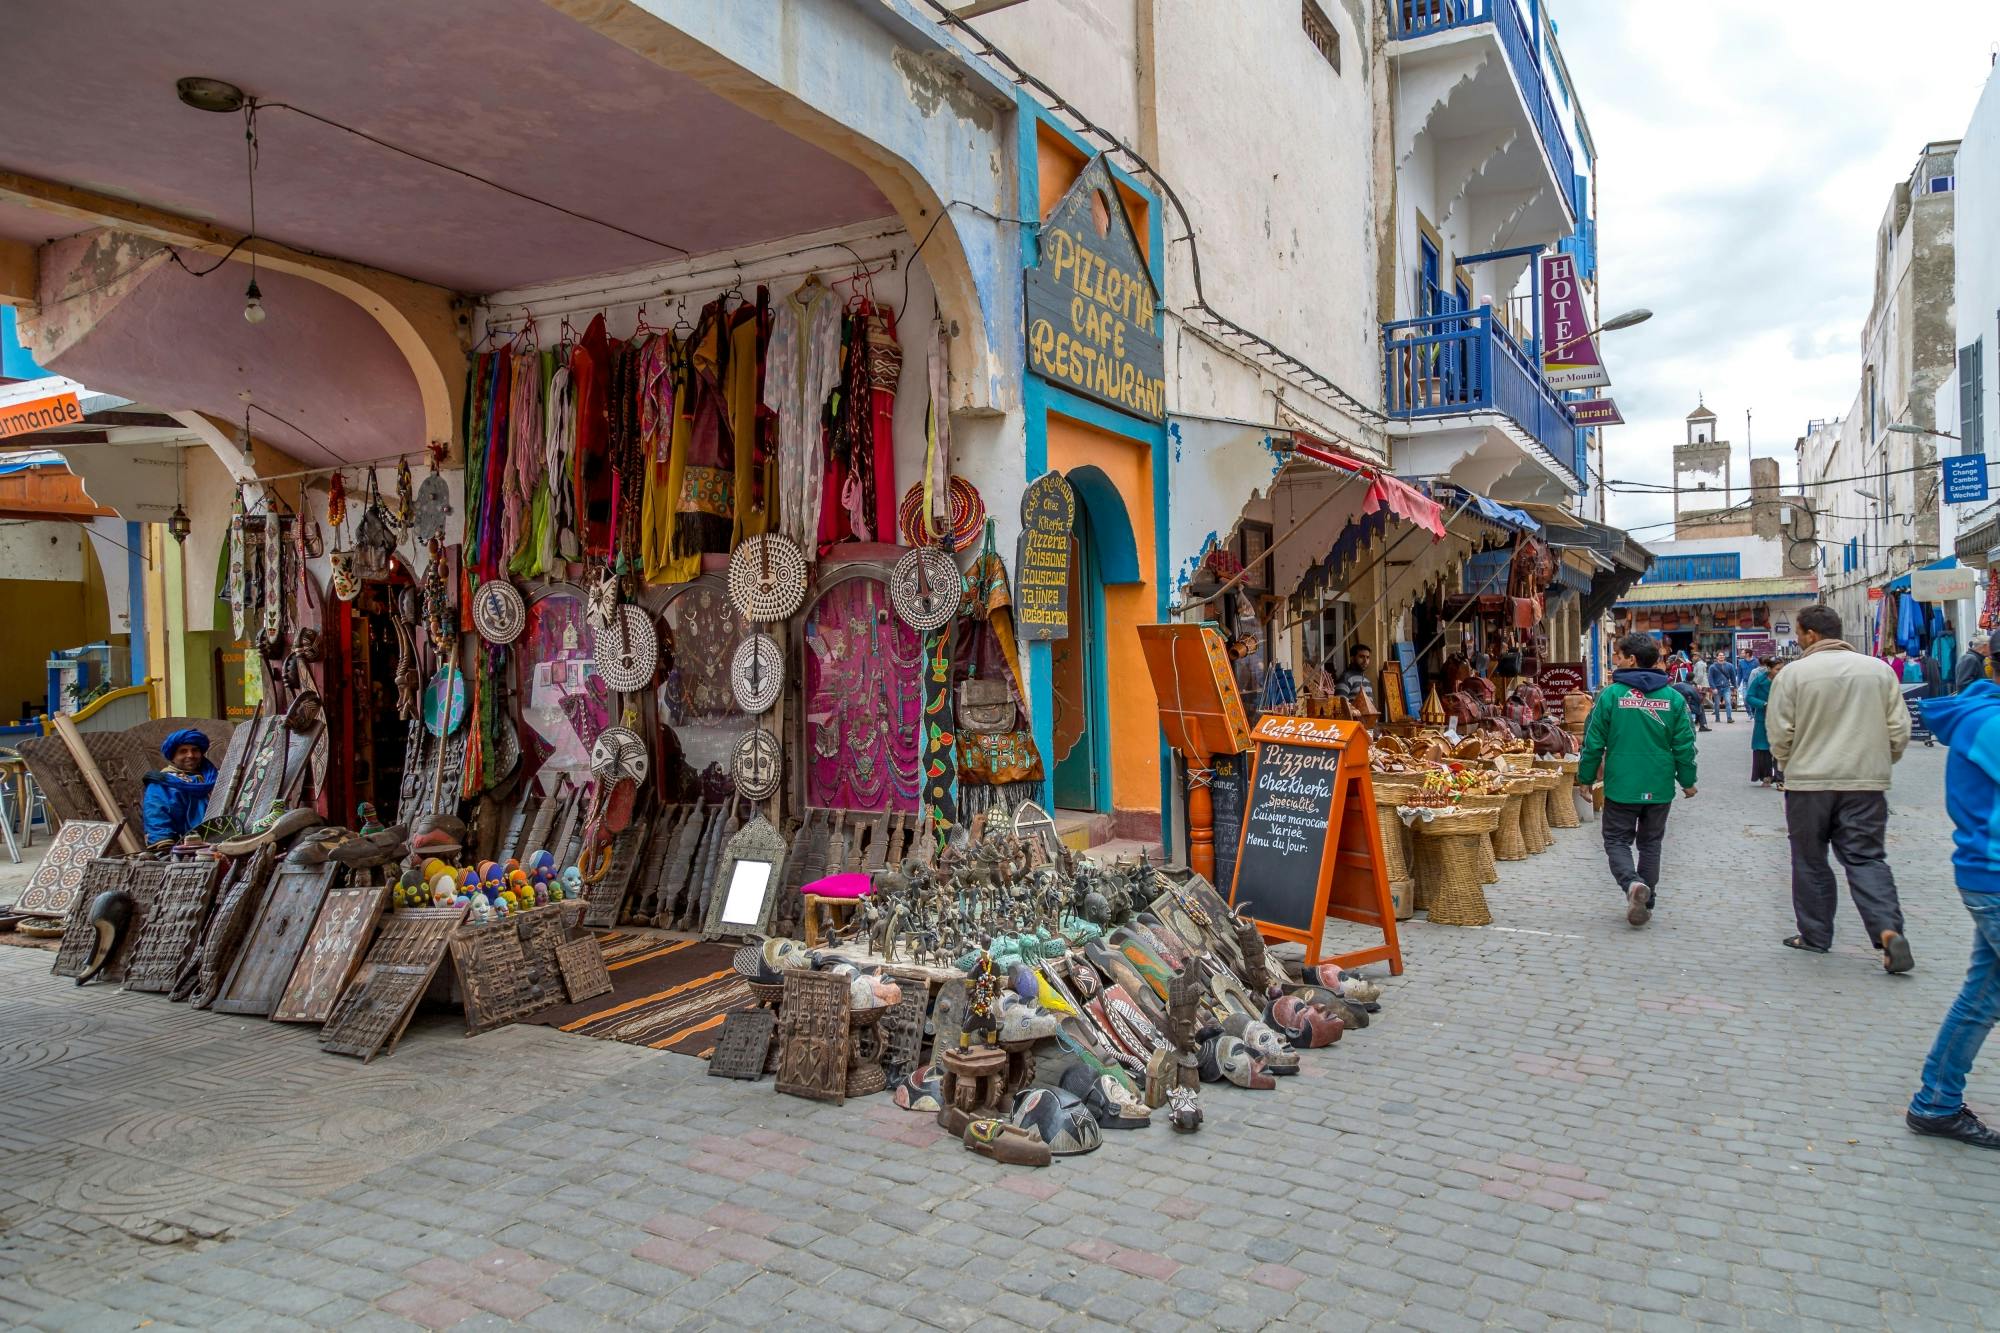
[1674,398,1732,520]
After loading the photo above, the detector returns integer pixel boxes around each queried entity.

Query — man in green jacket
[1577,632,1700,927]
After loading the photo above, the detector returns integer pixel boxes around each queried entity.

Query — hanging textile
[610,338,646,570]
[227,488,247,640]
[674,301,736,559]
[637,333,685,583]
[571,315,614,557]
[647,338,702,585]
[803,579,923,813]
[922,629,959,835]
[476,351,511,579]
[543,353,579,569]
[818,301,900,549]
[956,529,1044,791]
[726,291,775,545]
[927,320,952,537]
[462,352,491,571]
[502,347,541,569]
[765,277,843,555]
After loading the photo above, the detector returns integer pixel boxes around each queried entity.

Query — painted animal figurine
[74,889,136,986]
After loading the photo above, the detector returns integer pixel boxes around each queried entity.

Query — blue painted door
[1051,507,1100,810]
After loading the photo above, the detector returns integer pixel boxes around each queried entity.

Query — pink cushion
[801,872,874,901]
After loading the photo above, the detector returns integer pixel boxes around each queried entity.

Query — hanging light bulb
[243,276,266,324]
[168,503,193,544]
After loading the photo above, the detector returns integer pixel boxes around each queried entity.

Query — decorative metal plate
[731,632,784,714]
[890,546,960,632]
[422,665,467,737]
[472,579,526,644]
[710,1009,777,1080]
[728,533,809,622]
[594,604,658,692]
[556,935,614,1002]
[732,728,782,800]
[589,726,650,784]
[415,471,451,542]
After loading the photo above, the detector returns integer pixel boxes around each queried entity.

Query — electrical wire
[256,100,693,257]
[918,0,1389,426]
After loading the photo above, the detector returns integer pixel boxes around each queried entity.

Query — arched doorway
[1043,458,1143,815]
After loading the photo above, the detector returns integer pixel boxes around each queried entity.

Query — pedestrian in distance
[1746,656,1785,788]
[1767,603,1914,972]
[1905,678,2000,1148]
[1576,631,1699,929]
[1709,651,1737,725]
[1692,652,1712,718]
[1955,632,1992,694]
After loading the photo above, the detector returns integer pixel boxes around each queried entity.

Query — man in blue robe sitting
[141,728,217,845]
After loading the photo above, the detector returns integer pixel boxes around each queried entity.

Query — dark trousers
[1602,800,1671,904]
[1784,790,1903,950]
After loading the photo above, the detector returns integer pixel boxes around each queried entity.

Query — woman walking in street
[1747,655,1784,788]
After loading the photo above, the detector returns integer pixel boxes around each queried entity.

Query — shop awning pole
[1308,494,1478,653]
[1204,470,1369,604]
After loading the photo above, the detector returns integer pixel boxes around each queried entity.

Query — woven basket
[1457,793,1506,884]
[1372,802,1413,881]
[1414,810,1497,927]
[1545,766,1581,830]
[1521,773,1554,852]
[1494,788,1530,861]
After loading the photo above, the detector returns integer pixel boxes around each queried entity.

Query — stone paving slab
[7,735,2000,1329]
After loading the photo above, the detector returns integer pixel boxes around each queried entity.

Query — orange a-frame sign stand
[1227,714,1403,974]
[1136,624,1251,883]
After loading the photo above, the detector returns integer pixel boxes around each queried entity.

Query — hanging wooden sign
[1015,472,1075,643]
[1024,155,1165,420]
[1227,714,1402,974]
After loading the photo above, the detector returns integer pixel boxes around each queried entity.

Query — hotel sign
[1539,253,1611,391]
[1025,155,1165,421]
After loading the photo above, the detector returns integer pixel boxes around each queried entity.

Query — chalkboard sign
[1232,738,1339,934]
[1228,715,1403,974]
[1015,472,1075,642]
[1207,752,1249,897]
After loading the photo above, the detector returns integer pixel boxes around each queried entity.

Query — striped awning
[1614,575,1818,609]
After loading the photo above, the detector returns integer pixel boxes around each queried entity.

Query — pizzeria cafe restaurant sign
[1025,156,1166,422]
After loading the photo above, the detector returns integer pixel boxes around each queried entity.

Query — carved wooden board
[321,965,433,1062]
[17,820,118,917]
[99,861,167,986]
[51,858,131,979]
[450,929,534,1035]
[122,860,222,993]
[709,1010,776,1080]
[878,977,930,1083]
[775,969,850,1105]
[184,847,275,1006]
[212,863,338,1016]
[272,885,389,1023]
[321,904,466,1059]
[556,935,612,1002]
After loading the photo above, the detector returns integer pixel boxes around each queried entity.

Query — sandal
[1782,935,1829,954]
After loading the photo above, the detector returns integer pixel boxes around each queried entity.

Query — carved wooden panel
[321,965,433,1062]
[361,905,466,966]
[122,860,222,993]
[272,885,389,1023]
[100,861,167,986]
[450,929,534,1035]
[51,858,130,978]
[17,820,118,917]
[183,847,275,1006]
[878,977,930,1083]
[582,823,646,929]
[212,863,338,1016]
[775,969,850,1105]
[709,1010,776,1080]
[556,936,612,1003]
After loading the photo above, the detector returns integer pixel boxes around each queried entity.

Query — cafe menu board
[1207,752,1249,898]
[1015,472,1075,642]
[1228,714,1403,974]
[1232,735,1339,934]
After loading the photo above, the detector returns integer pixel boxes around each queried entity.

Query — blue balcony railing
[1389,0,1576,210]
[1382,306,1581,489]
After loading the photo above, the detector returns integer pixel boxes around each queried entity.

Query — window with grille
[1963,339,1985,456]
[1302,0,1341,72]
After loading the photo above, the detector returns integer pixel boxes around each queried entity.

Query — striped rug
[525,930,751,1058]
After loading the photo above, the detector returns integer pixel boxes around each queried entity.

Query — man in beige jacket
[1768,604,1915,971]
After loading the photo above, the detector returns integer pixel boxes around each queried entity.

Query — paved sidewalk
[6,734,2000,1330]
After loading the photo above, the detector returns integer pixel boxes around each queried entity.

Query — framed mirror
[702,812,789,941]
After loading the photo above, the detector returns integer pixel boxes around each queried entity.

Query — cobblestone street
[5,733,1998,1331]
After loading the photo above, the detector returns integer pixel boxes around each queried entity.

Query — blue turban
[160,728,210,760]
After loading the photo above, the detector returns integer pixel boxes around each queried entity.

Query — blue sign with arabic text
[1943,454,1989,505]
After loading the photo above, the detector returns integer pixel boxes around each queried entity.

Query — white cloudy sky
[1552,4,1999,543]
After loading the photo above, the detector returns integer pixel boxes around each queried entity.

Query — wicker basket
[1414,808,1498,927]
[1521,772,1554,852]
[1457,793,1506,884]
[1543,762,1582,830]
[1372,790,1416,881]
[1494,786,1531,861]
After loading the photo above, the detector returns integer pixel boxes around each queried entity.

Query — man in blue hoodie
[1905,679,2000,1148]
[140,728,217,846]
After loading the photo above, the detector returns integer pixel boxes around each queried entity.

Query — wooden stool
[1414,808,1498,926]
[847,1003,889,1097]
[803,894,861,948]
[998,1036,1039,1097]
[1521,773,1553,853]
[935,1045,1009,1135]
[1494,786,1531,861]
